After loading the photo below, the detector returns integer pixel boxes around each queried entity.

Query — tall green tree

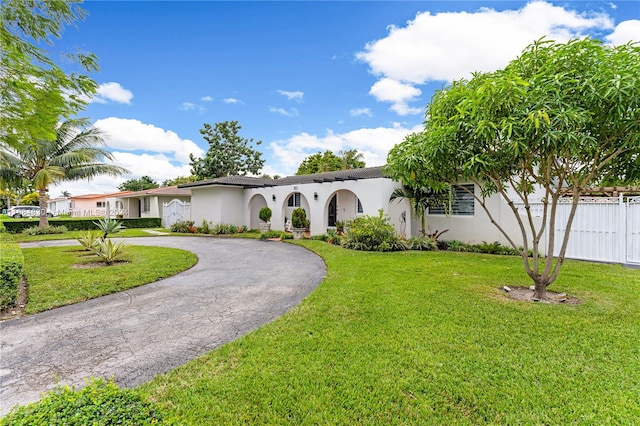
[340,149,366,170]
[189,121,264,180]
[296,150,343,175]
[1,0,99,149]
[118,175,159,192]
[296,149,366,175]
[161,175,197,187]
[0,118,128,227]
[386,38,640,299]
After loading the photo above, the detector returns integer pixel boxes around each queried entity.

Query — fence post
[619,193,625,264]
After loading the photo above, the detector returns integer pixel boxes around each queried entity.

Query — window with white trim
[287,193,301,207]
[356,198,363,214]
[429,184,475,216]
[96,201,105,208]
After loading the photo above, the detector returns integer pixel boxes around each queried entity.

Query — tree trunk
[533,277,547,300]
[38,188,49,227]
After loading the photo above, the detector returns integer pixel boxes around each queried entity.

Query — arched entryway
[325,190,362,229]
[281,192,310,230]
[248,194,268,230]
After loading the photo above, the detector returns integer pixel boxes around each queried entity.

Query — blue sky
[50,1,640,195]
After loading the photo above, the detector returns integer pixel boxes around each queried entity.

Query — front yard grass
[141,241,640,424]
[12,228,161,242]
[22,245,197,314]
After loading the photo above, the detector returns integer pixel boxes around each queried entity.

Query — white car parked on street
[7,206,55,218]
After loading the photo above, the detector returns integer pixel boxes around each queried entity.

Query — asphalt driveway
[0,237,326,414]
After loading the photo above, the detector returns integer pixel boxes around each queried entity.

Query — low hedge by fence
[0,231,24,309]
[1,217,162,233]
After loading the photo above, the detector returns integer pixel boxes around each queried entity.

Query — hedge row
[0,231,24,309]
[1,217,162,233]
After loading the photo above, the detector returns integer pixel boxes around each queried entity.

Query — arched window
[287,193,301,207]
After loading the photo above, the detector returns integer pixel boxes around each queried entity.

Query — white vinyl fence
[521,196,640,265]
[162,199,191,228]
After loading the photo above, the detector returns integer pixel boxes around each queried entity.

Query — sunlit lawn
[22,245,197,314]
[12,228,160,242]
[140,241,640,424]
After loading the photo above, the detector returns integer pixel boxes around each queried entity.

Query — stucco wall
[424,184,545,248]
[191,186,244,226]
[243,177,405,235]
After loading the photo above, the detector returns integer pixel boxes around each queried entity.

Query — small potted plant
[291,207,308,240]
[259,206,272,233]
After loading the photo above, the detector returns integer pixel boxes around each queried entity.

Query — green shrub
[0,233,23,309]
[0,378,166,425]
[22,225,68,235]
[291,208,308,229]
[91,239,129,265]
[2,218,161,233]
[0,221,6,233]
[77,231,101,251]
[259,206,272,222]
[171,220,195,233]
[210,223,240,235]
[94,218,126,240]
[342,210,407,252]
[407,236,438,251]
[197,219,211,234]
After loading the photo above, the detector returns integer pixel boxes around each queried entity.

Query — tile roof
[118,186,191,197]
[180,166,386,189]
[70,191,133,199]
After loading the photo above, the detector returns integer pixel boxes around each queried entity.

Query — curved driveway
[0,237,326,414]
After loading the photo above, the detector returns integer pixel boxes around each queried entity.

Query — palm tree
[0,118,128,227]
[390,185,450,236]
[339,149,365,170]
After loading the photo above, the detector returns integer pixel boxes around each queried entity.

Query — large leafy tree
[189,121,264,180]
[386,38,640,299]
[118,175,159,192]
[0,118,128,227]
[296,149,366,175]
[1,0,99,149]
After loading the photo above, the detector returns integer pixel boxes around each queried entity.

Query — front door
[328,194,337,227]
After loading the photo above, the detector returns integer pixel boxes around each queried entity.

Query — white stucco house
[181,166,412,235]
[180,166,548,247]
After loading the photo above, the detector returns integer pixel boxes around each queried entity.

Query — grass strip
[141,241,640,424]
[22,245,197,314]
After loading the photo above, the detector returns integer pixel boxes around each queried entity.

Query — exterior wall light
[272,194,276,202]
[314,192,318,200]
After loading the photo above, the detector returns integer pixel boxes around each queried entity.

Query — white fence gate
[552,196,640,265]
[162,199,190,228]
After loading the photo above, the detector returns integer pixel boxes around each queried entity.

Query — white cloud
[93,117,204,164]
[356,1,615,115]
[277,90,304,102]
[200,96,214,102]
[92,82,133,104]
[224,98,243,104]
[349,108,373,117]
[268,123,423,175]
[269,107,299,117]
[179,102,205,113]
[605,20,640,45]
[369,79,422,115]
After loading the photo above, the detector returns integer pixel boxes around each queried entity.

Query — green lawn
[140,241,640,424]
[12,228,160,242]
[22,245,197,314]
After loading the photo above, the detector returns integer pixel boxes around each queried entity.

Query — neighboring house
[47,197,72,215]
[69,192,132,217]
[181,167,412,236]
[108,186,191,225]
